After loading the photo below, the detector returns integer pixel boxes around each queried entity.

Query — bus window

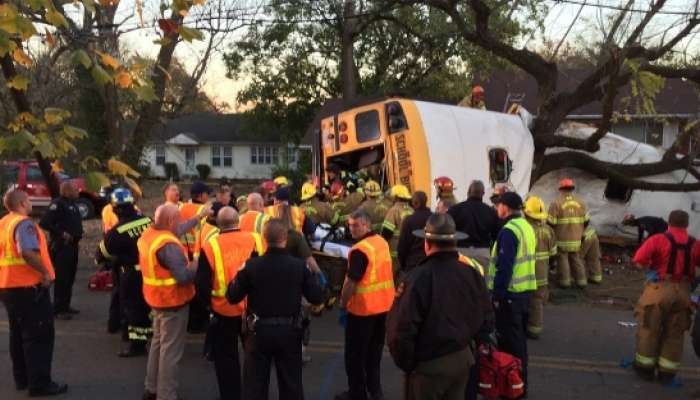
[386,101,408,134]
[356,110,381,143]
[489,148,512,184]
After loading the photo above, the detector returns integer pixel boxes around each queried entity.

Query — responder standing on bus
[227,219,322,399]
[96,188,153,357]
[548,178,589,288]
[631,210,700,383]
[300,182,335,227]
[580,226,603,284]
[0,190,67,396]
[197,207,262,400]
[240,193,270,235]
[382,185,414,274]
[523,196,557,339]
[359,180,388,233]
[489,192,537,394]
[40,181,83,320]
[336,210,395,400]
[387,213,492,399]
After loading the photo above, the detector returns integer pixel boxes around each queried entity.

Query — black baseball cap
[190,181,211,195]
[493,191,523,210]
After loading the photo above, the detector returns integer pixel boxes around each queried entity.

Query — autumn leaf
[45,8,69,29]
[178,26,203,42]
[7,75,29,91]
[96,50,120,70]
[158,19,179,35]
[90,64,113,86]
[133,84,157,103]
[0,31,17,57]
[193,0,206,5]
[12,48,32,67]
[114,71,133,89]
[63,125,88,139]
[71,49,92,68]
[85,171,111,192]
[45,28,56,47]
[80,156,102,171]
[124,176,143,198]
[44,108,71,125]
[108,158,141,178]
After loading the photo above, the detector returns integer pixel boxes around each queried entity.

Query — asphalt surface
[2,262,700,400]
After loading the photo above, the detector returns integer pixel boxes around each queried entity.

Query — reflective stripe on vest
[458,253,484,276]
[487,217,537,293]
[139,228,194,308]
[209,238,228,297]
[0,213,55,288]
[584,227,596,240]
[143,234,179,287]
[347,236,395,316]
[179,203,205,252]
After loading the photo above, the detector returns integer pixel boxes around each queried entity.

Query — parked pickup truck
[0,160,106,219]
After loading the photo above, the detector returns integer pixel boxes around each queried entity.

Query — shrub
[196,164,211,181]
[164,162,180,181]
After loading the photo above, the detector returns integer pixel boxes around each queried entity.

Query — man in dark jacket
[397,191,432,274]
[623,214,668,245]
[227,219,323,399]
[447,180,499,268]
[387,213,493,400]
[39,181,83,320]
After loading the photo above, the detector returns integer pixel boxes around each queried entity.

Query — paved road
[2,263,700,399]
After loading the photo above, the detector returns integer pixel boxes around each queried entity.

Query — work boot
[28,381,68,397]
[66,307,80,315]
[526,331,540,340]
[633,364,655,381]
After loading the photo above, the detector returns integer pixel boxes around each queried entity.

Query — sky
[68,0,700,111]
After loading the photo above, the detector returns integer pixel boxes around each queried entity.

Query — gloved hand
[645,270,659,283]
[338,308,348,328]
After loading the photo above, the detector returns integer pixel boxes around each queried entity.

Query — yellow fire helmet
[301,182,317,201]
[364,180,382,198]
[390,184,411,201]
[524,195,547,221]
[274,176,289,187]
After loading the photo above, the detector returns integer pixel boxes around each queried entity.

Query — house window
[287,146,297,163]
[645,121,663,146]
[155,145,166,166]
[251,146,279,165]
[212,146,233,167]
[185,148,195,171]
[211,146,221,167]
[223,146,233,167]
[488,148,512,184]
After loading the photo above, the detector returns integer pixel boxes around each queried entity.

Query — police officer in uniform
[227,219,323,399]
[40,181,83,320]
[387,213,492,400]
[96,188,153,357]
[489,192,537,394]
[198,207,262,400]
[0,190,68,396]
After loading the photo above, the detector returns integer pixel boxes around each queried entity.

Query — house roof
[480,69,700,117]
[150,113,281,144]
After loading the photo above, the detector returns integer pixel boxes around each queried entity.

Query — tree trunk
[126,15,184,165]
[341,0,358,104]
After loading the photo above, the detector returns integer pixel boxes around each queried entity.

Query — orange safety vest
[0,213,54,288]
[201,230,263,317]
[200,222,220,245]
[179,202,205,258]
[346,235,395,316]
[102,204,118,233]
[240,210,270,235]
[138,227,195,308]
[264,205,305,233]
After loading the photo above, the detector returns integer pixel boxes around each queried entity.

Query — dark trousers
[495,296,530,388]
[345,313,386,400]
[121,268,151,348]
[51,241,79,313]
[243,324,303,400]
[210,314,242,400]
[464,353,479,400]
[108,267,122,333]
[0,286,55,391]
[187,293,209,333]
[406,347,473,400]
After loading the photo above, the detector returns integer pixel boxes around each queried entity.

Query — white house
[143,113,310,179]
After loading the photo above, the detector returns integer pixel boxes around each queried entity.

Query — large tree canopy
[224,0,533,143]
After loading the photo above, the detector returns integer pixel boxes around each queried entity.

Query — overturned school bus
[309,97,535,203]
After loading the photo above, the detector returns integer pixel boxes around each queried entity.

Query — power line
[551,0,700,16]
